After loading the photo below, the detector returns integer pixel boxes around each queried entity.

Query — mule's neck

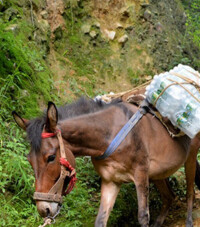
[60,108,118,157]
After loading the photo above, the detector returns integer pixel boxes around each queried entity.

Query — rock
[104,29,116,40]
[93,21,100,28]
[141,0,150,7]
[144,9,151,21]
[118,34,128,43]
[116,22,123,28]
[81,24,91,34]
[155,22,163,32]
[145,75,152,81]
[89,30,97,38]
[5,24,19,34]
[37,19,50,34]
[40,10,48,20]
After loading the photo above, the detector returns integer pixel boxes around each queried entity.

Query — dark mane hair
[26,96,122,152]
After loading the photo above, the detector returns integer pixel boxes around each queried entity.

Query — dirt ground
[163,190,200,227]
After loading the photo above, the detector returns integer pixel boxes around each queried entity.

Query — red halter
[33,129,76,204]
[41,129,76,195]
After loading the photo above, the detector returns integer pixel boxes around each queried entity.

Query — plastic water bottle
[155,79,172,116]
[177,101,199,138]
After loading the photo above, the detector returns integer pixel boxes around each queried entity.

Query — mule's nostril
[36,202,58,218]
[46,208,50,216]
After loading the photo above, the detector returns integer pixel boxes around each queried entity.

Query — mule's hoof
[151,222,161,227]
[186,220,193,227]
[186,224,193,227]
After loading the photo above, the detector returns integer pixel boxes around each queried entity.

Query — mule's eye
[47,155,56,163]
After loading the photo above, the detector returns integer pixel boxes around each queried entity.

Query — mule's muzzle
[36,201,59,218]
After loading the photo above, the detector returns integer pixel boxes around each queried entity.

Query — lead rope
[39,218,51,227]
[39,205,62,227]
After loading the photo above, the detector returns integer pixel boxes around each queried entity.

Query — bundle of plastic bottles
[145,64,200,138]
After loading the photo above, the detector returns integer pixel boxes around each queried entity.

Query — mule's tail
[195,160,200,190]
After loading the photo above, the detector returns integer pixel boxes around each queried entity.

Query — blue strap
[96,109,144,160]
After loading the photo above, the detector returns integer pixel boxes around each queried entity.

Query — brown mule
[13,97,200,226]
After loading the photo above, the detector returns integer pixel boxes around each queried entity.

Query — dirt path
[163,190,200,227]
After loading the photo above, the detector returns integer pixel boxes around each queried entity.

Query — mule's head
[13,102,76,218]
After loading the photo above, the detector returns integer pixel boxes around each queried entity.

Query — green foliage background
[0,0,200,226]
[184,0,200,49]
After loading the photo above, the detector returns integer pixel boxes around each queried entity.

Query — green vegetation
[0,4,52,226]
[184,0,200,49]
[0,1,104,226]
[0,0,200,226]
[182,0,200,68]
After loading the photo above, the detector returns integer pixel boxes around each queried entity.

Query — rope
[39,218,52,227]
[38,205,62,227]
[100,80,152,102]
[154,72,200,106]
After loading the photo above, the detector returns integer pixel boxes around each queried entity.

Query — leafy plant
[184,0,200,49]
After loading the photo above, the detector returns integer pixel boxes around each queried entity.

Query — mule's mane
[27,97,122,152]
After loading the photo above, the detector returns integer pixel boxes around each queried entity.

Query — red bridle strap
[60,157,74,172]
[41,132,56,138]
[41,129,61,139]
[60,157,77,194]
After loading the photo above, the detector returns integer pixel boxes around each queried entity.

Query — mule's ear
[46,101,58,132]
[12,111,29,131]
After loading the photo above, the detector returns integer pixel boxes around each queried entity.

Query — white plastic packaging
[145,64,200,138]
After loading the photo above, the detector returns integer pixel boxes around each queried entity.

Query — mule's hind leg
[95,180,120,227]
[152,179,175,227]
[184,145,198,227]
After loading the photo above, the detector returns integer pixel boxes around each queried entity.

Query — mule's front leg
[135,169,150,227]
[95,180,120,227]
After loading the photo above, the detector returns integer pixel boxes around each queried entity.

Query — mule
[13,97,200,226]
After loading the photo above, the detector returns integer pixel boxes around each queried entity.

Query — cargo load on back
[145,64,200,138]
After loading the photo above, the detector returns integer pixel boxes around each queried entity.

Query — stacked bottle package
[145,64,200,138]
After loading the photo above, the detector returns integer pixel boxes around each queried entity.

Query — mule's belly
[93,145,190,183]
[95,159,187,183]
[149,148,189,180]
[149,161,184,180]
[92,159,135,184]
